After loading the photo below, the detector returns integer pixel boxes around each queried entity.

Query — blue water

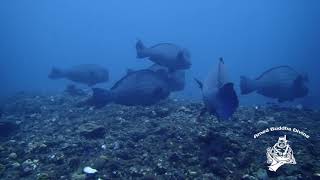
[1,2,320,179]
[1,0,319,107]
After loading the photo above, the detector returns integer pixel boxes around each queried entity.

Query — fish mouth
[182,61,192,69]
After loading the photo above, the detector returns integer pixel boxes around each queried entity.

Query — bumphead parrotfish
[49,64,109,86]
[136,40,191,71]
[240,66,308,102]
[195,58,239,120]
[148,64,186,92]
[85,69,170,108]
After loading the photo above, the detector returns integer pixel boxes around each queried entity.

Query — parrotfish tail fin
[240,76,256,94]
[217,83,239,120]
[136,39,148,58]
[85,88,113,108]
[194,78,203,90]
[48,67,64,79]
[219,57,224,64]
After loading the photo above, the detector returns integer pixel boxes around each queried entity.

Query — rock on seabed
[0,93,319,179]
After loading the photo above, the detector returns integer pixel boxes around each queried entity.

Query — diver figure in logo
[266,135,296,171]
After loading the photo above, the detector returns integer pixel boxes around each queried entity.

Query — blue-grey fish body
[86,70,170,107]
[240,66,308,102]
[136,40,191,71]
[49,64,109,86]
[148,64,185,92]
[195,58,238,120]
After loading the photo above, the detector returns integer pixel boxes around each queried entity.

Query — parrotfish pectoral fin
[216,83,239,120]
[194,78,203,90]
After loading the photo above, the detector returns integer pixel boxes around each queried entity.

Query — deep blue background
[1,0,319,106]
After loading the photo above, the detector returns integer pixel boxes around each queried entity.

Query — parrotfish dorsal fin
[203,57,228,91]
[217,57,226,88]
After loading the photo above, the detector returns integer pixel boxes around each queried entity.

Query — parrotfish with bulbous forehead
[85,69,171,108]
[136,40,191,71]
[148,64,186,92]
[48,64,109,87]
[195,58,239,120]
[240,66,308,102]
